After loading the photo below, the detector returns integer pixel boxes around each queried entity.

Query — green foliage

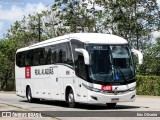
[138,38,160,75]
[0,39,17,91]
[136,75,160,96]
[97,0,159,49]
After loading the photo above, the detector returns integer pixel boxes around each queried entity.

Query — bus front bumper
[88,90,136,104]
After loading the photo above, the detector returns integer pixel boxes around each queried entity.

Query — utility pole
[134,1,139,50]
[38,15,41,42]
[93,0,96,32]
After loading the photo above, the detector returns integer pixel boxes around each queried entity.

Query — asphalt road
[0,92,160,120]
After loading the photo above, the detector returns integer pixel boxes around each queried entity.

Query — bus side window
[55,45,59,63]
[71,39,87,79]
[70,39,84,64]
[58,47,63,63]
[25,50,33,66]
[45,47,52,64]
[77,55,87,80]
[21,52,25,67]
[57,42,73,65]
[16,53,20,67]
[64,42,73,66]
[16,52,25,67]
[38,48,45,65]
[61,44,66,63]
[29,50,34,66]
[33,49,39,66]
[51,46,56,64]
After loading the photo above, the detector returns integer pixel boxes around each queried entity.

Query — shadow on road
[19,100,141,110]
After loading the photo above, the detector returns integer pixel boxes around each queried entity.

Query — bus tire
[26,87,39,103]
[106,103,116,108]
[68,89,76,108]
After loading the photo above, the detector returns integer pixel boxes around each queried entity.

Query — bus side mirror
[75,48,90,65]
[131,49,143,64]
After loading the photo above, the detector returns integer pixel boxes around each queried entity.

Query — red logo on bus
[25,66,31,79]
[101,85,112,91]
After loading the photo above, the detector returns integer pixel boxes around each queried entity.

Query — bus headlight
[82,83,101,92]
[128,86,136,91]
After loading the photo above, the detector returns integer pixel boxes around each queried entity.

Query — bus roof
[17,33,128,52]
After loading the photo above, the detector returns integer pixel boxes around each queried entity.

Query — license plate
[111,98,119,102]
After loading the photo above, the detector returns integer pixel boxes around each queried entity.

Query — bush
[136,75,160,96]
[0,79,15,91]
[7,80,15,91]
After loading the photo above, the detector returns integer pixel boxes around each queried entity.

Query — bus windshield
[86,45,135,84]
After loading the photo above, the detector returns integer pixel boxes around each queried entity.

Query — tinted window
[57,42,73,65]
[16,52,25,67]
[33,49,39,66]
[58,44,63,63]
[77,55,87,80]
[65,42,73,66]
[45,46,52,64]
[38,48,45,65]
[25,50,33,66]
[16,42,73,67]
[50,46,57,64]
[71,39,84,62]
[71,39,86,77]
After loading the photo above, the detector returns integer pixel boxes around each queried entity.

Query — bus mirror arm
[131,49,143,64]
[75,48,90,65]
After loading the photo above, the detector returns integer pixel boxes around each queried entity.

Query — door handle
[56,78,58,82]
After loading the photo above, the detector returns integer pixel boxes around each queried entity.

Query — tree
[96,0,159,50]
[138,38,160,75]
[0,39,17,90]
[51,0,100,33]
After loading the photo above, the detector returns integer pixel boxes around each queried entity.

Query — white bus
[15,33,143,108]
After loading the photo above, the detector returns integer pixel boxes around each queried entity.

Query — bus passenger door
[76,55,88,102]
[50,66,60,100]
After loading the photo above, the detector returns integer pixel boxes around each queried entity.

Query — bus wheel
[106,103,116,108]
[26,87,40,103]
[68,89,76,108]
[26,87,34,103]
